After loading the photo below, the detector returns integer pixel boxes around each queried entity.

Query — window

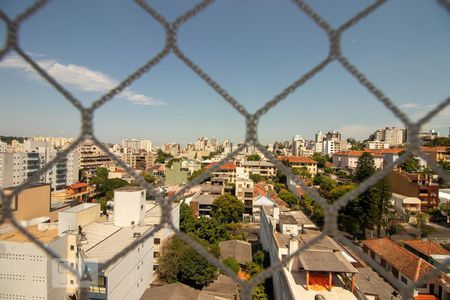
[401,276,408,284]
[70,245,75,251]
[154,238,160,245]
[154,252,160,258]
[70,280,74,285]
[141,205,144,210]
[392,267,399,278]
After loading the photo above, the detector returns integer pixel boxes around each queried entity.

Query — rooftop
[60,202,99,213]
[114,186,145,192]
[202,274,238,299]
[0,224,58,244]
[141,283,200,300]
[278,156,317,164]
[82,223,154,269]
[219,240,252,265]
[205,162,236,170]
[281,211,316,228]
[404,240,450,257]
[192,194,219,205]
[299,251,358,273]
[254,195,278,207]
[334,150,383,157]
[68,182,89,189]
[362,238,450,284]
[240,161,275,167]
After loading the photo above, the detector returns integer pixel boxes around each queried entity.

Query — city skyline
[1,0,449,145]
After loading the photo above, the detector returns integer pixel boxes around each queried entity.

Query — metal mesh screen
[1,0,449,299]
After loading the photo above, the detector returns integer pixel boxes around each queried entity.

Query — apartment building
[362,238,450,299]
[51,182,96,203]
[387,170,440,211]
[0,140,79,191]
[278,156,318,175]
[235,170,254,215]
[77,141,112,177]
[365,140,390,150]
[239,161,277,178]
[332,150,384,170]
[322,139,349,156]
[0,225,80,300]
[422,146,450,165]
[121,139,152,152]
[1,183,78,226]
[205,162,237,184]
[370,127,406,147]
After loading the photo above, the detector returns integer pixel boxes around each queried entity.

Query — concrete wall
[105,233,154,300]
[114,189,146,227]
[259,209,294,300]
[58,203,100,236]
[4,184,62,222]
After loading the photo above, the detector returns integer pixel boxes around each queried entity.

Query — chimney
[288,232,298,271]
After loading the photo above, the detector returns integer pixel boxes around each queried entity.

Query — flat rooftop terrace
[0,224,58,244]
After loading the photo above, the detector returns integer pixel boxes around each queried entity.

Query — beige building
[2,183,78,223]
[278,156,318,175]
[77,141,112,177]
[239,161,277,178]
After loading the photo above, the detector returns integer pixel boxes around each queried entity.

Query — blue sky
[0,0,449,145]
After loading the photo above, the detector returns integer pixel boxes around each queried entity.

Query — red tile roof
[334,150,383,157]
[69,182,88,189]
[362,238,450,284]
[206,162,236,170]
[278,156,317,164]
[404,240,450,257]
[421,146,449,153]
[366,148,405,154]
[253,184,267,197]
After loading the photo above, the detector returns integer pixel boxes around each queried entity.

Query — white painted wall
[114,189,146,227]
[105,233,154,300]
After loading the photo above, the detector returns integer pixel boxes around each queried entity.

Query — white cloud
[399,102,419,109]
[0,53,166,106]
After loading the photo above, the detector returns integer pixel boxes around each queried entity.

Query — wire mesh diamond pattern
[0,0,449,299]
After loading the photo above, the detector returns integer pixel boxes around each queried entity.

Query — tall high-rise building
[315,131,324,143]
[121,138,152,152]
[0,140,79,191]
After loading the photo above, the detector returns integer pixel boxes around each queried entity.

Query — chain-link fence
[1,0,449,299]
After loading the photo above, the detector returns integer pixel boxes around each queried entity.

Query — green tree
[399,152,421,173]
[223,257,240,274]
[250,173,264,183]
[373,178,392,237]
[253,285,268,300]
[353,152,378,239]
[211,194,244,224]
[247,154,261,161]
[90,167,129,199]
[188,168,208,182]
[311,152,330,168]
[157,236,217,289]
[180,203,196,233]
[328,185,356,203]
[416,212,433,238]
[278,189,298,207]
[143,172,156,184]
[423,137,450,146]
[155,149,173,164]
[313,174,337,198]
[194,217,230,244]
